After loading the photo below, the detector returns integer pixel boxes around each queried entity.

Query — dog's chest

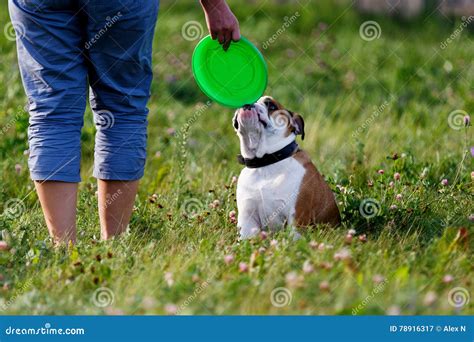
[237,158,306,228]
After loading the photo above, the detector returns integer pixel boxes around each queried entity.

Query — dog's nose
[242,104,254,110]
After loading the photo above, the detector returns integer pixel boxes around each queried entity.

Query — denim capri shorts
[9,0,159,182]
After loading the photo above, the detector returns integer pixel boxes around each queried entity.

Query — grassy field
[0,0,472,315]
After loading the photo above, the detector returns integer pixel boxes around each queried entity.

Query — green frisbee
[192,35,268,108]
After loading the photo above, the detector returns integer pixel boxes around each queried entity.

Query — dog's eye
[233,118,239,130]
[267,102,277,111]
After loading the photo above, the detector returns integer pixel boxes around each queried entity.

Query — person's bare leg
[34,181,78,244]
[98,180,138,240]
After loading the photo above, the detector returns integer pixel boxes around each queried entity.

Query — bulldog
[233,96,341,239]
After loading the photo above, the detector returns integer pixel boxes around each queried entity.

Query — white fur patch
[236,157,306,239]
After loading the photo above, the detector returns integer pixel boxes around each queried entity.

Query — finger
[210,30,217,40]
[231,26,241,41]
[223,30,232,51]
[217,31,225,45]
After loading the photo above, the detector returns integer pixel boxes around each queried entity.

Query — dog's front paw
[239,227,259,240]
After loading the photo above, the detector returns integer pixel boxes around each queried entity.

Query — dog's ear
[291,113,305,140]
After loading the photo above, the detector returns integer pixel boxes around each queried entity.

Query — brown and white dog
[233,96,340,239]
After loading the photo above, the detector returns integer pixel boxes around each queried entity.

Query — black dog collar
[237,141,299,168]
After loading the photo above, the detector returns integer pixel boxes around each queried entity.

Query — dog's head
[232,96,305,159]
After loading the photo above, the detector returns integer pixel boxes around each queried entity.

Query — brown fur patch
[263,97,305,139]
[261,96,284,111]
[292,150,341,227]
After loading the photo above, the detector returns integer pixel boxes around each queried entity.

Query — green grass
[0,0,472,315]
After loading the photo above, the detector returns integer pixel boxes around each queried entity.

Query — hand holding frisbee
[192,35,268,108]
